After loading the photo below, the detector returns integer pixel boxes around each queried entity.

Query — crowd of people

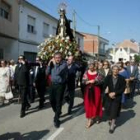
[0,52,140,134]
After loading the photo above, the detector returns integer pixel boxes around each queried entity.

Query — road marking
[47,127,64,140]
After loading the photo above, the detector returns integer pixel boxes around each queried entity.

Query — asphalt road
[0,90,140,140]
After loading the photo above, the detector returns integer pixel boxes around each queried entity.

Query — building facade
[109,47,138,63]
[82,33,109,60]
[18,0,58,61]
[75,31,84,52]
[0,0,19,60]
[0,0,84,61]
[107,40,140,62]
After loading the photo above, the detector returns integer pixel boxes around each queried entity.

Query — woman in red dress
[83,60,103,128]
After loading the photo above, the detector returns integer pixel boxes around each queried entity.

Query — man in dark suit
[29,66,36,103]
[15,55,30,118]
[65,56,81,114]
[33,57,46,109]
[126,60,138,98]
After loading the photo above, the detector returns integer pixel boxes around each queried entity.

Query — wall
[0,37,18,60]
[0,0,19,38]
[114,48,129,62]
[83,34,98,54]
[75,32,84,52]
[19,2,58,44]
[82,33,109,59]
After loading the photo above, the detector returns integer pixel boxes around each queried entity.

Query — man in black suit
[65,56,81,114]
[15,55,30,118]
[126,60,138,98]
[33,57,46,109]
[29,66,36,103]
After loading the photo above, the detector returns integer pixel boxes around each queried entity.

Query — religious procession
[0,0,140,139]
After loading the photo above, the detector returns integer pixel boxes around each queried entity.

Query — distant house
[116,39,139,53]
[107,40,140,62]
[110,47,138,62]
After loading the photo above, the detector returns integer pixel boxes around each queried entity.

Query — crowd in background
[0,53,140,134]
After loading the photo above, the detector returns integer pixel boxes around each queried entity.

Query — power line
[75,11,99,27]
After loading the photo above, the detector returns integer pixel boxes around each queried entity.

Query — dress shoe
[20,112,25,118]
[68,109,72,115]
[30,100,34,103]
[26,104,31,111]
[38,102,44,109]
[54,120,60,128]
[65,96,70,104]
[38,105,44,110]
[59,111,62,116]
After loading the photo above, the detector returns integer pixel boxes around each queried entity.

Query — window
[0,1,11,20]
[0,49,4,59]
[24,52,37,62]
[99,43,105,54]
[27,15,36,34]
[78,38,80,46]
[52,27,57,36]
[43,23,49,37]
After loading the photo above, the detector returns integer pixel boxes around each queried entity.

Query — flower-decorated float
[37,7,81,62]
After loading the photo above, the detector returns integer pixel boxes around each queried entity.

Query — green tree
[134,54,140,63]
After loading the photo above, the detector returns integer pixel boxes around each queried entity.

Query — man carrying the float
[47,52,67,128]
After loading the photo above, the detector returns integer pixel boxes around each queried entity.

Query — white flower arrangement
[37,35,80,61]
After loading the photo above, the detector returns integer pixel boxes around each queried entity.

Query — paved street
[0,90,140,140]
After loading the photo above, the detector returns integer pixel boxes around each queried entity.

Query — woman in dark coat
[103,65,126,133]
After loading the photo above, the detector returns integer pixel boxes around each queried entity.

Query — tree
[134,54,140,63]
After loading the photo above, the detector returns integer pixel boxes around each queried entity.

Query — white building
[107,40,140,63]
[18,0,59,61]
[109,47,138,63]
[0,0,84,61]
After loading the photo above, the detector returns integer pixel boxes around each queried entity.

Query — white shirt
[35,66,39,78]
[104,69,109,76]
[130,66,134,73]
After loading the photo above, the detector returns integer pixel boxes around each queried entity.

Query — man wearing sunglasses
[15,55,30,118]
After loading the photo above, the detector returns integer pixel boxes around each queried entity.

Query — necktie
[131,66,133,73]
[35,66,38,78]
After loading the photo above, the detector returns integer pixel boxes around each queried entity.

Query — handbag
[5,86,14,100]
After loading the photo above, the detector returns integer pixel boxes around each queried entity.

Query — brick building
[81,33,109,60]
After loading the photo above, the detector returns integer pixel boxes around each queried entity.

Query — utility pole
[97,25,100,60]
[73,10,76,38]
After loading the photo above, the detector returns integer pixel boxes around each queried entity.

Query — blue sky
[28,0,140,47]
